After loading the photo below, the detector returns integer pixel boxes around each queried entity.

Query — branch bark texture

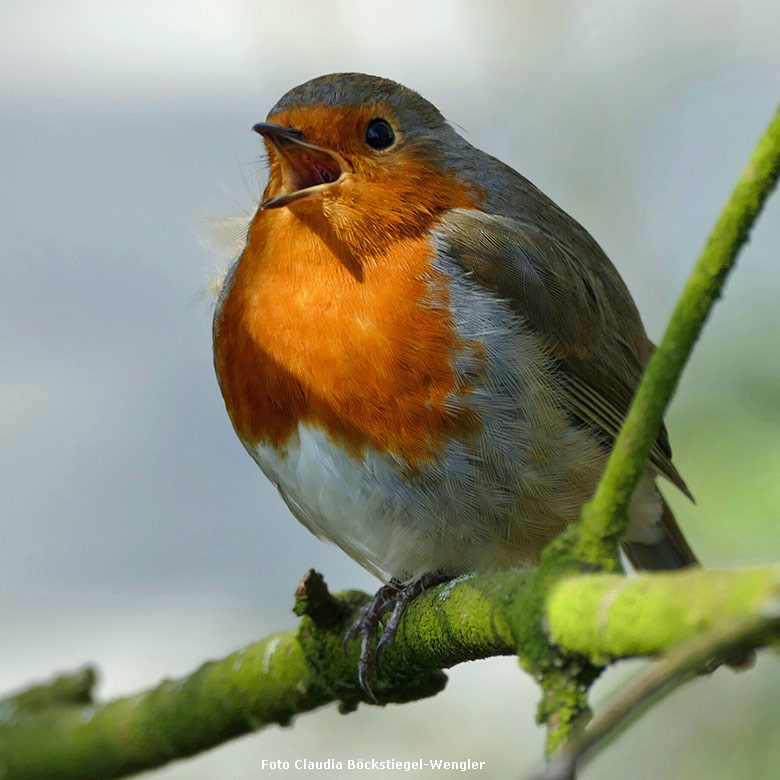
[1,565,778,780]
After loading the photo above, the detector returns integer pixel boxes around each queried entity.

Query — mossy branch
[535,100,780,757]
[0,565,778,780]
[575,103,780,565]
[547,567,780,662]
[536,607,780,780]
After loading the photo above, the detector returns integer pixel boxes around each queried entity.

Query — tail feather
[622,497,697,571]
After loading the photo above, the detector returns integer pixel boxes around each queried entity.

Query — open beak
[253,122,350,209]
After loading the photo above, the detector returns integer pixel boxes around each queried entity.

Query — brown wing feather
[436,208,692,499]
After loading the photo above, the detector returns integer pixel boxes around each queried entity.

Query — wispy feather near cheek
[198,211,252,304]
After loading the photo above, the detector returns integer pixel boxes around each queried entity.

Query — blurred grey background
[1,1,779,778]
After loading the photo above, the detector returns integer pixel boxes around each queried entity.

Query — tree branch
[575,103,780,566]
[534,607,780,780]
[0,570,513,780]
[1,565,779,780]
[546,567,779,662]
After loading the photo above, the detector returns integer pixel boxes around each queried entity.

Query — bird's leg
[343,582,397,702]
[344,572,453,701]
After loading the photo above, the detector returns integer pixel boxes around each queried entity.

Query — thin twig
[576,103,780,563]
[531,609,779,780]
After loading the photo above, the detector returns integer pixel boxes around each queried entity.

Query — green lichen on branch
[536,608,780,780]
[0,631,326,780]
[507,528,603,753]
[1,563,779,779]
[547,566,780,664]
[536,101,780,754]
[575,103,780,564]
[0,570,521,780]
[2,667,96,713]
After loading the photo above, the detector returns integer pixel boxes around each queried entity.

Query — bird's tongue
[285,148,342,190]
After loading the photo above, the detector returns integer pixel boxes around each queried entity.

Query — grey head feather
[268,72,447,131]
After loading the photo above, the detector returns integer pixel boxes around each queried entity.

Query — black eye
[364,118,396,150]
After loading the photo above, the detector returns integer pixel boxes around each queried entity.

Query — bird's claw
[344,573,453,701]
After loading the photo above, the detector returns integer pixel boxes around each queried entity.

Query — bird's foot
[344,572,453,702]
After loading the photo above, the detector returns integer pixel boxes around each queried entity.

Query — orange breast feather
[214,200,481,465]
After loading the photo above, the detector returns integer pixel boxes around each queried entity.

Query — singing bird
[212,73,696,696]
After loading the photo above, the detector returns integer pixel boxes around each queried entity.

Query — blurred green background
[1,1,778,778]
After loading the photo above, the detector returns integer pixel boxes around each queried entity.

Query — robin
[212,72,697,698]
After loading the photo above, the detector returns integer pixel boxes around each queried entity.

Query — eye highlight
[364,118,396,150]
